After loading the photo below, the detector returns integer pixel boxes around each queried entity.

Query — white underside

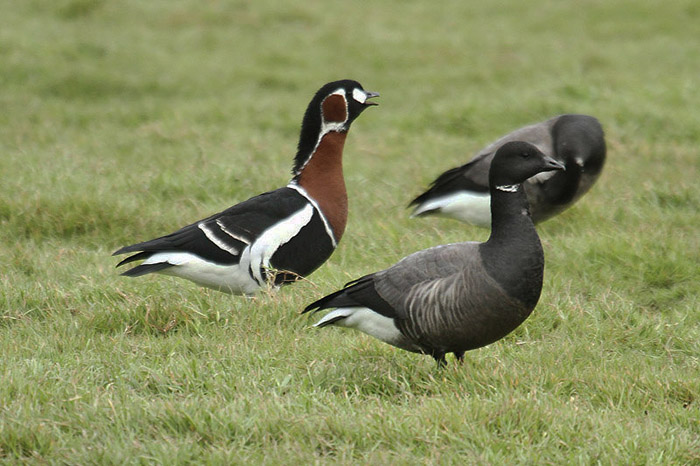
[412,191,492,227]
[144,252,261,295]
[314,307,406,347]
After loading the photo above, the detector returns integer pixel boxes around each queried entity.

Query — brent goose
[409,114,605,227]
[305,141,565,365]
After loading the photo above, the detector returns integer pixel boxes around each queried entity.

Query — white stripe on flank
[241,202,315,286]
[198,222,240,256]
[215,218,250,246]
[287,183,337,247]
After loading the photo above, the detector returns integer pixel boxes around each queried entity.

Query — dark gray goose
[409,114,605,227]
[304,141,565,365]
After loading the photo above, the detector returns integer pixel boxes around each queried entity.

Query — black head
[293,80,379,174]
[489,141,565,188]
[552,114,606,176]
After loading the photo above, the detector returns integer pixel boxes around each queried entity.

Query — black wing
[114,187,310,267]
[304,243,478,320]
[408,156,491,210]
[303,274,400,319]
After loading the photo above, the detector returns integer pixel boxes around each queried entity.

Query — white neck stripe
[294,90,349,176]
[286,183,338,247]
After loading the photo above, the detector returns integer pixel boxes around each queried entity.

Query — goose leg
[454,351,465,363]
[432,351,447,368]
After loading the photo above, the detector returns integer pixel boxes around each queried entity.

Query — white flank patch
[198,222,240,256]
[287,183,337,247]
[142,252,259,294]
[412,191,492,227]
[315,307,404,347]
[240,203,315,285]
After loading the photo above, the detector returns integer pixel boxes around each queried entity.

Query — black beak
[364,91,380,106]
[542,156,566,172]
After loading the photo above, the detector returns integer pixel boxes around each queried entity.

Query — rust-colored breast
[297,131,348,242]
[322,94,347,123]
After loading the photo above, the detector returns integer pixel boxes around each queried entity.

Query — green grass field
[1,0,698,463]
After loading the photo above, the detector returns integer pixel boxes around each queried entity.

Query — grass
[1,0,698,463]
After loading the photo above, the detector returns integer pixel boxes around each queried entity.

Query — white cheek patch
[352,88,367,104]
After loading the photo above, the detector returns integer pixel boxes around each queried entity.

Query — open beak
[364,91,380,106]
[542,156,566,172]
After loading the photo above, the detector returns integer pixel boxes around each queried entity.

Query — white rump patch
[411,191,492,227]
[314,307,404,347]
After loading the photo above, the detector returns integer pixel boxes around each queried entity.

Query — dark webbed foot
[432,352,447,368]
[454,351,465,363]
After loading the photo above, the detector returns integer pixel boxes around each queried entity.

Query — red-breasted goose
[305,141,565,366]
[113,80,378,295]
[409,114,605,227]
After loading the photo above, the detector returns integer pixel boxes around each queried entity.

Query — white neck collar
[495,184,519,193]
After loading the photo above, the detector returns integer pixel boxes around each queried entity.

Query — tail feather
[303,287,352,314]
[120,262,173,277]
[303,274,398,320]
[410,205,440,218]
[115,251,154,268]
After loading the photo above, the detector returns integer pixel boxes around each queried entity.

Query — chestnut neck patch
[321,94,347,123]
[295,131,349,242]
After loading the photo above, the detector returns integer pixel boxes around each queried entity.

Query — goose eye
[522,152,531,159]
